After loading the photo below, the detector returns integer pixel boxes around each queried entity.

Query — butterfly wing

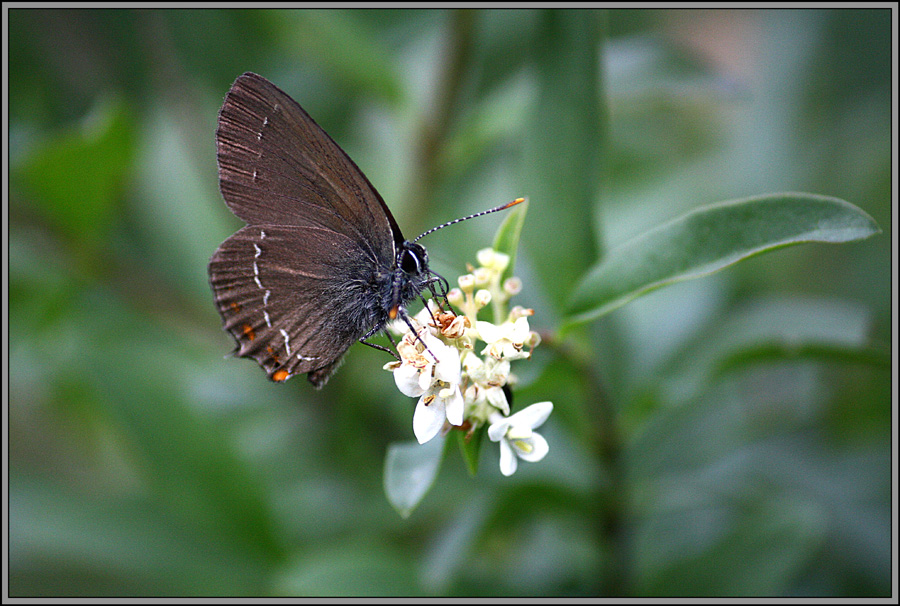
[216,72,402,252]
[210,72,401,386]
[209,223,385,386]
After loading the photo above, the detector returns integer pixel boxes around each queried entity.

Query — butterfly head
[399,241,428,276]
[388,240,434,320]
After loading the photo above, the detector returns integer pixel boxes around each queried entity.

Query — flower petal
[498,438,518,476]
[510,316,531,342]
[515,432,549,463]
[509,401,553,430]
[475,320,502,344]
[394,364,426,397]
[487,418,511,442]
[463,353,484,374]
[413,395,446,444]
[443,387,465,426]
[418,365,435,392]
[434,346,461,385]
[485,386,509,416]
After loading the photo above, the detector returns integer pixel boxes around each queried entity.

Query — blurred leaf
[437,75,530,182]
[565,193,881,329]
[383,435,445,518]
[132,104,228,305]
[420,492,492,592]
[714,341,890,375]
[492,197,529,284]
[519,9,602,308]
[8,227,81,333]
[638,497,828,596]
[63,289,286,561]
[274,544,421,596]
[656,296,874,406]
[15,98,135,249]
[604,36,737,188]
[274,10,403,103]
[10,479,270,597]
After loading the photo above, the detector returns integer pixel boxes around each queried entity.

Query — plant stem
[405,8,476,230]
[542,327,630,595]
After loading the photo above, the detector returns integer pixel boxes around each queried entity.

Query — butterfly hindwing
[209,223,392,386]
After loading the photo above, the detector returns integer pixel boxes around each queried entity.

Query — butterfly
[208,73,521,387]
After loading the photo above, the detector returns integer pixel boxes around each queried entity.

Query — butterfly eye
[400,243,427,275]
[400,249,421,274]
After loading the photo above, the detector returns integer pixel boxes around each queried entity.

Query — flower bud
[476,247,495,268]
[509,305,534,320]
[473,267,492,287]
[491,252,510,273]
[447,288,464,306]
[474,289,492,308]
[503,276,522,296]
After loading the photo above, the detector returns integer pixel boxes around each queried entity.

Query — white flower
[488,401,553,476]
[464,355,511,417]
[412,382,464,444]
[392,331,464,444]
[476,316,532,360]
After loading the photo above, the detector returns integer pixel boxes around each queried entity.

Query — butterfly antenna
[412,197,525,243]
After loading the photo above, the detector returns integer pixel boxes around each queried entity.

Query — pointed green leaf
[383,435,446,518]
[565,193,880,329]
[492,197,529,283]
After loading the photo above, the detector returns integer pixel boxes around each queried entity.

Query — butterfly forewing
[210,72,404,386]
[216,72,398,257]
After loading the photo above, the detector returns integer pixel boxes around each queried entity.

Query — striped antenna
[412,197,525,243]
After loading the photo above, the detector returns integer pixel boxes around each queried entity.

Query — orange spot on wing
[230,301,242,312]
[267,346,280,365]
[272,369,289,382]
[242,324,255,341]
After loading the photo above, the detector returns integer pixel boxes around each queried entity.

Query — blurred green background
[8,8,892,597]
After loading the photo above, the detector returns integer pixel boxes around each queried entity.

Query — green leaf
[383,435,446,518]
[638,497,828,596]
[70,294,285,561]
[10,480,269,596]
[16,98,135,249]
[657,296,875,406]
[714,341,891,376]
[492,197,529,284]
[565,193,881,329]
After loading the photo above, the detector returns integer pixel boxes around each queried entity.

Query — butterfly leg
[359,337,401,361]
[426,272,453,312]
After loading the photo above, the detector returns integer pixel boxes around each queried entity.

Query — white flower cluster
[385,248,553,476]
